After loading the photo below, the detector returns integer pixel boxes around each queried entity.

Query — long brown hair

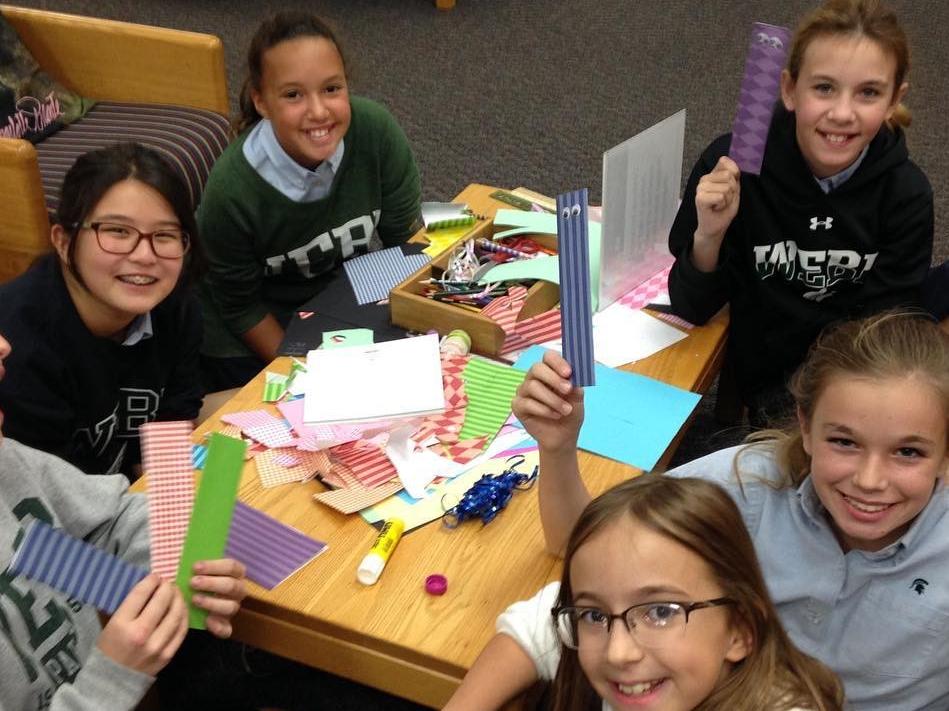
[548,475,843,711]
[786,0,912,127]
[746,311,949,489]
[233,12,347,136]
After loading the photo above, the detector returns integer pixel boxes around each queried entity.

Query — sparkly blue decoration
[442,456,538,528]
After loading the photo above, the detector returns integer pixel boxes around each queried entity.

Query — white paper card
[303,334,446,424]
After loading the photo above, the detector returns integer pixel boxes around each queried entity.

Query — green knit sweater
[197,96,421,358]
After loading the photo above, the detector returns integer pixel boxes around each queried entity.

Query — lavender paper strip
[728,22,792,175]
[225,501,327,589]
[556,188,596,386]
[8,520,148,614]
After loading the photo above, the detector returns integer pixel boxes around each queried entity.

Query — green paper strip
[262,372,289,402]
[458,358,526,442]
[176,433,246,629]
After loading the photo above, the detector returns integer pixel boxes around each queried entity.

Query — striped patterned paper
[343,246,430,305]
[225,502,327,589]
[458,357,526,442]
[556,189,596,386]
[9,520,148,614]
[141,421,195,581]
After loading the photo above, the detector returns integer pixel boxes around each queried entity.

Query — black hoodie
[668,106,933,401]
[0,254,203,475]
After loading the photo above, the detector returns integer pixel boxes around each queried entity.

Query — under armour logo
[911,578,929,595]
[756,32,784,49]
[809,216,834,231]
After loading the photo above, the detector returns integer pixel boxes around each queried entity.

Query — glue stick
[357,518,405,585]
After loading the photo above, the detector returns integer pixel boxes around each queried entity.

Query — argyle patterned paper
[728,22,792,174]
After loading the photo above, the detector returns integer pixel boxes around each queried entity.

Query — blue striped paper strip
[225,501,327,589]
[556,189,596,386]
[343,246,430,305]
[192,444,208,470]
[9,520,148,614]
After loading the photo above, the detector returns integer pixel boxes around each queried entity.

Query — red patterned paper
[329,441,398,488]
[141,421,195,580]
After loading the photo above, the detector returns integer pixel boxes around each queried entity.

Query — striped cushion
[36,101,230,213]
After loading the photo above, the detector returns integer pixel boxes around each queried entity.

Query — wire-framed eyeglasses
[79,222,190,259]
[551,597,736,650]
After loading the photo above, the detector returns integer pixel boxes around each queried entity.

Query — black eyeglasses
[552,597,735,650]
[79,222,190,259]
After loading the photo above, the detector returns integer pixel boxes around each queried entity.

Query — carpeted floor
[11,0,949,706]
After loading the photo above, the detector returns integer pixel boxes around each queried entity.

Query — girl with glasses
[0,143,205,476]
[446,475,842,711]
[503,310,949,709]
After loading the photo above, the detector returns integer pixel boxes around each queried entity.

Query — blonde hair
[746,311,949,488]
[787,0,912,128]
[548,475,843,711]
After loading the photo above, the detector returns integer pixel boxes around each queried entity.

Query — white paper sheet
[303,334,445,424]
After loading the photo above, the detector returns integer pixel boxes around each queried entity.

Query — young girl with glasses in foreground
[0,143,204,475]
[668,0,933,425]
[197,11,421,390]
[445,476,843,711]
[502,311,949,709]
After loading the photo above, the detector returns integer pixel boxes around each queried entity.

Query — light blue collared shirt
[670,443,949,711]
[815,145,869,194]
[242,119,345,203]
[121,313,153,346]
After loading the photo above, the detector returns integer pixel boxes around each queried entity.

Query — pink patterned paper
[140,421,195,580]
[438,435,489,464]
[616,260,675,310]
[255,449,307,488]
[221,409,284,431]
[501,308,562,354]
[482,286,529,335]
[330,441,398,488]
[313,479,404,515]
[244,420,294,448]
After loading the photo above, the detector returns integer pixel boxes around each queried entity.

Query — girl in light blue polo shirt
[509,311,949,711]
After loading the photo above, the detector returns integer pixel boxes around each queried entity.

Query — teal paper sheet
[512,346,700,471]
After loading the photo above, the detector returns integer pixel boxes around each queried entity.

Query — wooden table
[192,186,728,707]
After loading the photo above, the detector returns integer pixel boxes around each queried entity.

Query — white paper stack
[303,334,446,424]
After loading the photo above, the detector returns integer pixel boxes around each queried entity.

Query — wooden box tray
[390,220,559,356]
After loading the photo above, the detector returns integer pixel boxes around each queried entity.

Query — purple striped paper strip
[225,502,327,589]
[9,520,148,614]
[728,22,791,175]
[556,189,596,386]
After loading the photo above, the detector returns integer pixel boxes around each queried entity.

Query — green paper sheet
[262,372,289,402]
[458,358,527,442]
[176,433,246,629]
[493,209,558,233]
[478,221,602,311]
[322,328,374,349]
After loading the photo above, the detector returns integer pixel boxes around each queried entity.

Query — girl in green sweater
[197,11,421,389]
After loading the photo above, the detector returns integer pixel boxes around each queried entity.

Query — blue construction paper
[512,346,700,470]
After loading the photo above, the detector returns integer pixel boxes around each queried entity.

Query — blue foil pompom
[442,456,538,528]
